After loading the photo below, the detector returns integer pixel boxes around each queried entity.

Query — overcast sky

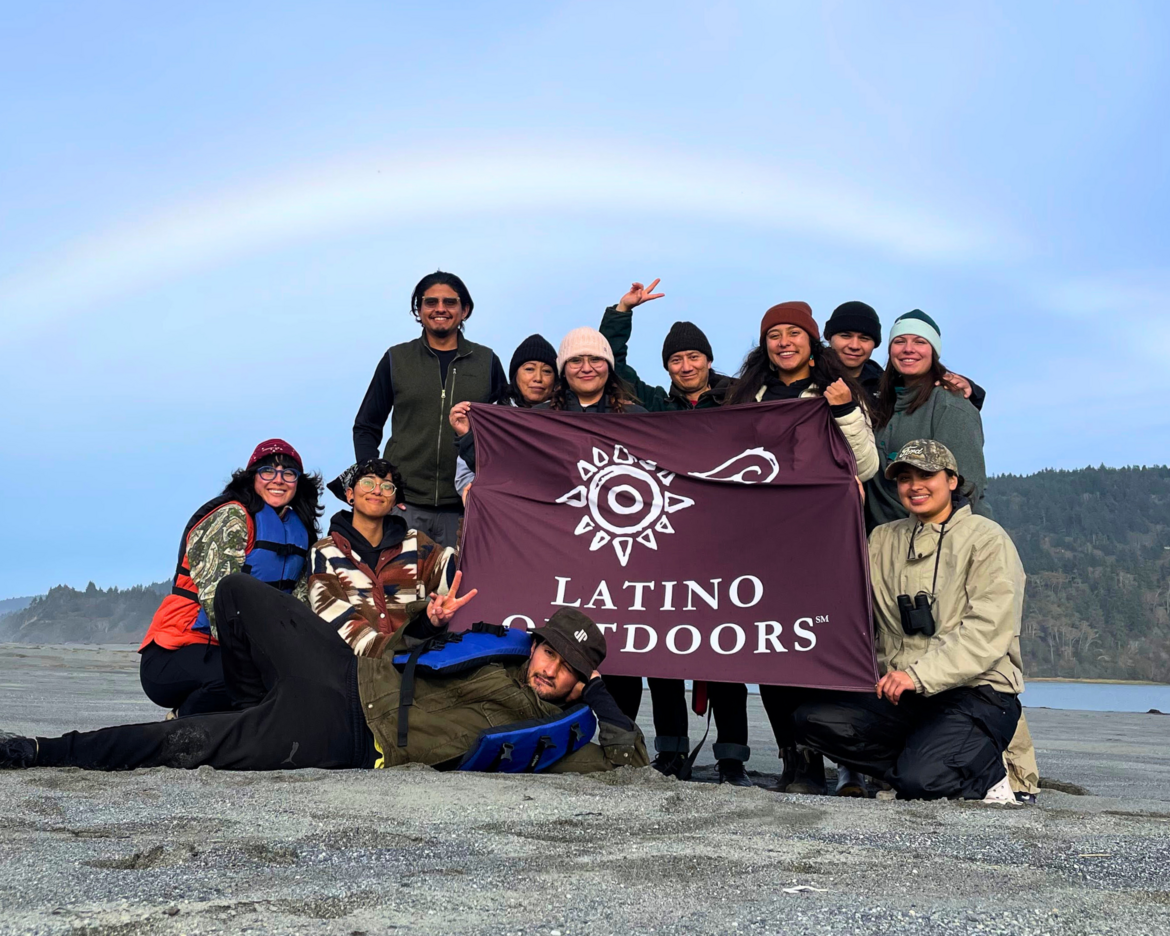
[2,2,1168,597]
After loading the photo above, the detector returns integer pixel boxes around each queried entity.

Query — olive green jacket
[356,624,649,773]
[869,503,1025,697]
[867,386,989,527]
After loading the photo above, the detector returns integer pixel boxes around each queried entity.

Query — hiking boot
[1014,791,1038,805]
[778,746,798,790]
[717,759,753,787]
[835,764,870,798]
[651,752,688,778]
[0,732,37,769]
[785,749,827,795]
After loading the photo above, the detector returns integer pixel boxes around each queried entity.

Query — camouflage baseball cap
[884,439,959,480]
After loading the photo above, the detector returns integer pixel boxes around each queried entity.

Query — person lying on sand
[0,573,649,775]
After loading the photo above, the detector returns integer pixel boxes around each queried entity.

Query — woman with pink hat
[136,439,323,718]
[535,328,647,721]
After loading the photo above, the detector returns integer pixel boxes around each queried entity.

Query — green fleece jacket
[866,386,990,527]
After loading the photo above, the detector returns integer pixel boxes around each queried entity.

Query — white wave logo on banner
[556,445,779,567]
[687,447,779,484]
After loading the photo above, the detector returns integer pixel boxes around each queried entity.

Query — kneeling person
[794,440,1024,801]
[2,575,648,775]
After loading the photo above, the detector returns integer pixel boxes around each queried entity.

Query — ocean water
[1020,681,1170,713]
[726,680,1170,713]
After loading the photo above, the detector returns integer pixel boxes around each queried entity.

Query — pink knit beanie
[556,327,615,373]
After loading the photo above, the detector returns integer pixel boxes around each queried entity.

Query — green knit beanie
[889,309,941,358]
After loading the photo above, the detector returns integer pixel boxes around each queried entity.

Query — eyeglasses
[356,477,396,494]
[421,296,461,309]
[256,466,300,483]
[565,356,607,370]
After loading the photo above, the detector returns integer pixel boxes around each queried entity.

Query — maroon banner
[454,400,877,691]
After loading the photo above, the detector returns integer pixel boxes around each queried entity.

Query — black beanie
[661,321,713,368]
[824,301,882,347]
[508,334,558,381]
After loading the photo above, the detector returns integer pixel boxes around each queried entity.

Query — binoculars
[897,592,937,637]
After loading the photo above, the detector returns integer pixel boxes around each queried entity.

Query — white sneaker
[980,775,1021,806]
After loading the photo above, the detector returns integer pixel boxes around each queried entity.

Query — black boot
[0,732,37,769]
[785,747,827,795]
[835,764,870,798]
[779,746,798,790]
[651,736,691,778]
[717,760,752,787]
[713,742,752,787]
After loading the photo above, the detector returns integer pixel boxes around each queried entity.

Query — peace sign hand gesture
[426,570,478,627]
[616,278,665,313]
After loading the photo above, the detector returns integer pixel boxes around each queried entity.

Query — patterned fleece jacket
[308,509,458,658]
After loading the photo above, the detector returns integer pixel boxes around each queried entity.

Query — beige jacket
[754,385,879,481]
[869,503,1025,697]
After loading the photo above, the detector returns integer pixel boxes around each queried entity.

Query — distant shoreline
[1028,677,1169,686]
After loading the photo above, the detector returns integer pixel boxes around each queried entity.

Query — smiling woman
[137,439,323,718]
[866,310,989,529]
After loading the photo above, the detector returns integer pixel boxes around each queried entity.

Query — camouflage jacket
[187,503,309,639]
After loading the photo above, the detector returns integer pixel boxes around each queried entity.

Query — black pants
[401,504,463,548]
[602,676,750,760]
[37,575,373,771]
[139,641,233,716]
[758,684,809,750]
[793,686,1020,800]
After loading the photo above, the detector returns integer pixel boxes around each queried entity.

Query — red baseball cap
[247,438,303,471]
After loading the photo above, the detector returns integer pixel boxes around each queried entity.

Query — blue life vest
[392,623,598,772]
[191,504,309,634]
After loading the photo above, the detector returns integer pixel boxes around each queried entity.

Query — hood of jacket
[327,509,408,561]
[859,358,884,397]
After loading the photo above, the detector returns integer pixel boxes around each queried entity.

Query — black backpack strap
[470,621,507,637]
[396,634,446,748]
[525,736,556,772]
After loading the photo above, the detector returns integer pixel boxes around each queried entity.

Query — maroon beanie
[247,438,303,471]
[760,301,820,343]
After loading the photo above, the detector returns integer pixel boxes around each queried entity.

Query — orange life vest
[139,500,254,652]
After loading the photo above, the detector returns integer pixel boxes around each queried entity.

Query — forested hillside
[2,466,1169,681]
[0,581,169,644]
[986,466,1170,683]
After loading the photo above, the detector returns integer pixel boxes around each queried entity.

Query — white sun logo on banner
[556,444,695,567]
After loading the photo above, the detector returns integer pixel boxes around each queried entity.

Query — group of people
[0,270,1039,805]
